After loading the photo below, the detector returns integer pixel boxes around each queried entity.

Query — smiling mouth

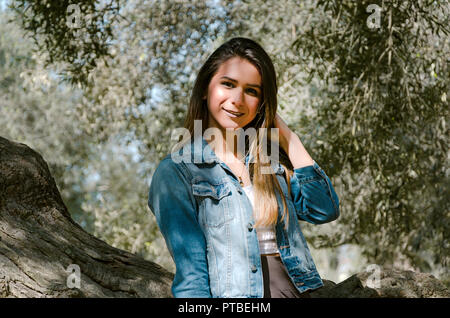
[223,108,244,117]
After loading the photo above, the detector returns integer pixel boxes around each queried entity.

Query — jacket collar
[170,136,284,174]
[185,134,283,175]
[189,134,254,165]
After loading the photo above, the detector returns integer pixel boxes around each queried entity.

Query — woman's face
[206,57,262,133]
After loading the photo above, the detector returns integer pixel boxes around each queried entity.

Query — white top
[242,184,255,207]
[242,185,279,255]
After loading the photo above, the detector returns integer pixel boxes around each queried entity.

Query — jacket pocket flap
[192,181,231,200]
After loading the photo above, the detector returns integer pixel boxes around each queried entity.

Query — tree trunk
[311,269,449,298]
[0,136,173,298]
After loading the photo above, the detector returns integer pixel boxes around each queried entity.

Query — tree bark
[0,136,173,298]
[311,269,449,298]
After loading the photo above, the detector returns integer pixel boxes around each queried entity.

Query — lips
[223,108,244,117]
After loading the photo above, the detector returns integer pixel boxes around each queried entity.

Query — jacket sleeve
[289,160,340,224]
[147,158,211,298]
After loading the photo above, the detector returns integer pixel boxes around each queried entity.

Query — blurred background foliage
[1,0,448,285]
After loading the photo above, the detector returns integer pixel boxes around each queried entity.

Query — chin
[220,121,242,131]
[226,115,251,126]
[209,113,252,131]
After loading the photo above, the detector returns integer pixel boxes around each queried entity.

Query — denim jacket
[148,135,340,298]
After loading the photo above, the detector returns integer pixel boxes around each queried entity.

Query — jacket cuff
[292,160,324,184]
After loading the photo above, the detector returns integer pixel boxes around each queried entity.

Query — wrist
[288,134,314,169]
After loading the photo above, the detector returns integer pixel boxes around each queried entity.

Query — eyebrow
[220,76,261,90]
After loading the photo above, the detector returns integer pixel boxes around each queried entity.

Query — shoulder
[152,153,192,184]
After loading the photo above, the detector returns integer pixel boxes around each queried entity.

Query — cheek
[247,98,260,115]
[208,86,228,108]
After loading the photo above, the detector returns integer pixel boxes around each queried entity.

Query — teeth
[224,109,243,116]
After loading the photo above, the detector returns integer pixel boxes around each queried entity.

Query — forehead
[214,57,261,84]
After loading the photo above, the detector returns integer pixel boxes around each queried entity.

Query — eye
[246,88,259,96]
[221,81,234,88]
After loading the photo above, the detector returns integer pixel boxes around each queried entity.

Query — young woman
[148,37,340,298]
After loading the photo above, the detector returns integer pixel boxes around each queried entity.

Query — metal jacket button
[247,223,253,232]
[251,265,257,273]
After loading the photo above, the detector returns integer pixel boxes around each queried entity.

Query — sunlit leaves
[293,0,449,273]
[9,0,121,85]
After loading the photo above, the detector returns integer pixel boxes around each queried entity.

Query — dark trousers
[261,254,311,298]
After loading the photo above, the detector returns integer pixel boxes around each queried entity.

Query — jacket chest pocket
[192,180,233,228]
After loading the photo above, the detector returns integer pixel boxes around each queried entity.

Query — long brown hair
[184,37,293,227]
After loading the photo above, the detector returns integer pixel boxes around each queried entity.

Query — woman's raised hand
[274,112,293,154]
[274,112,314,169]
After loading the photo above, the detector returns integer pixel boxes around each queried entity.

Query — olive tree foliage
[0,9,172,270]
[291,0,449,276]
[5,0,449,281]
[9,0,121,85]
[0,11,90,227]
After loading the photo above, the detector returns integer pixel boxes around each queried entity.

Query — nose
[231,87,244,107]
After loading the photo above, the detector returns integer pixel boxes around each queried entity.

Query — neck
[207,127,246,163]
